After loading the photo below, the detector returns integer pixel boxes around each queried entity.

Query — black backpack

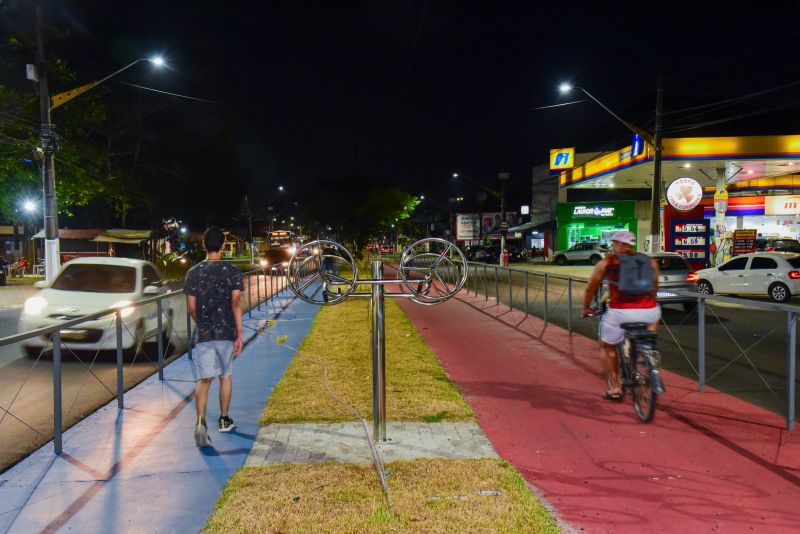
[613,252,655,295]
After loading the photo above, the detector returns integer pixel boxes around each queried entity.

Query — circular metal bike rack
[287,237,467,441]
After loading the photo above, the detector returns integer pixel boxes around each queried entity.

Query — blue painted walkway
[0,290,319,534]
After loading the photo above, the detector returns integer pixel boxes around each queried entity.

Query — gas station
[556,134,800,265]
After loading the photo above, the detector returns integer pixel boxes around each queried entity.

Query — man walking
[185,227,244,447]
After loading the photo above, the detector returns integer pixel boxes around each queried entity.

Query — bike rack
[287,238,468,441]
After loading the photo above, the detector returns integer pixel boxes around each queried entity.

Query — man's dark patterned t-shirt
[184,261,244,342]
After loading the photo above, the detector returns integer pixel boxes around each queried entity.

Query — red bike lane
[397,293,800,533]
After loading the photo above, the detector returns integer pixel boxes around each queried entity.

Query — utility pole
[648,77,663,253]
[499,172,509,266]
[35,6,60,283]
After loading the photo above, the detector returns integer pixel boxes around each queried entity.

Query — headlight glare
[23,296,48,315]
[111,300,135,319]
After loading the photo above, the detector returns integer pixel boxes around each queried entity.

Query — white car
[694,252,800,303]
[553,242,609,266]
[19,257,172,357]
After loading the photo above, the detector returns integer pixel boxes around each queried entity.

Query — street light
[23,200,36,213]
[33,7,166,283]
[558,81,663,252]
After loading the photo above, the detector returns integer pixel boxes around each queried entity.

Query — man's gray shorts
[194,340,234,380]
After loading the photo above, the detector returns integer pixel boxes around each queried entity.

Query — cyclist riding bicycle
[582,230,661,401]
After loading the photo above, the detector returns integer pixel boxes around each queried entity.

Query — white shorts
[194,340,235,380]
[599,306,661,345]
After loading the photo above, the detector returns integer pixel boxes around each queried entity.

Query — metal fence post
[52,331,62,455]
[544,274,548,325]
[567,277,573,334]
[157,299,164,381]
[371,260,387,441]
[507,269,512,310]
[524,271,528,316]
[483,264,488,300]
[698,297,705,391]
[787,311,796,430]
[187,311,193,360]
[247,273,253,318]
[494,266,499,305]
[256,270,261,311]
[115,310,124,409]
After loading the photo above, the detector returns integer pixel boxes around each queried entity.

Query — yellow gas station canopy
[559,134,800,191]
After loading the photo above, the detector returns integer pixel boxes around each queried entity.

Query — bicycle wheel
[631,342,657,422]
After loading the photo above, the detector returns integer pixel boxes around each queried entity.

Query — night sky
[13,1,800,208]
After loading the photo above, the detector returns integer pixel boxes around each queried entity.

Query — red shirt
[605,253,657,309]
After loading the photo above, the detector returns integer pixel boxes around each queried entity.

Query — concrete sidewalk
[398,292,800,534]
[0,291,319,534]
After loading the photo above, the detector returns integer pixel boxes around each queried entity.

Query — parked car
[553,242,609,266]
[18,257,172,357]
[599,252,698,312]
[694,252,800,303]
[465,245,525,264]
[756,237,800,253]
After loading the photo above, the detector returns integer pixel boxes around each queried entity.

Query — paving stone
[246,422,499,466]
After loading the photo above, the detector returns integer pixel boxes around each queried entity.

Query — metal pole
[494,266,499,305]
[648,76,664,253]
[52,331,62,454]
[544,274,548,325]
[157,300,164,380]
[483,264,488,300]
[507,269,512,311]
[35,6,60,283]
[567,277,573,334]
[186,310,193,360]
[371,260,387,441]
[256,270,261,311]
[115,311,124,409]
[524,272,528,316]
[787,311,796,430]
[698,297,705,391]
[247,273,253,318]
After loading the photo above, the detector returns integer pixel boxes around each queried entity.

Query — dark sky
[22,1,800,206]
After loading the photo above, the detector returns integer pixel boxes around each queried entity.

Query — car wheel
[24,345,44,359]
[697,280,713,295]
[590,254,602,265]
[125,320,146,358]
[555,255,567,266]
[769,282,791,303]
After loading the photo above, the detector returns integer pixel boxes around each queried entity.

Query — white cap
[610,230,635,246]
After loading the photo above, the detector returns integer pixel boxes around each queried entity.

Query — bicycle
[581,307,666,422]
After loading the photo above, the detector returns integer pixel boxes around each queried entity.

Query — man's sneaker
[218,416,235,433]
[194,419,211,447]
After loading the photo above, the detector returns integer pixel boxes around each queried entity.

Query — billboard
[456,213,481,241]
[549,148,575,171]
[765,195,800,215]
[481,212,518,235]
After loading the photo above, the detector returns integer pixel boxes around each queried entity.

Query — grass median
[205,459,559,533]
[261,298,473,424]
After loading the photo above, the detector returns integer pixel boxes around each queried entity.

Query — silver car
[553,242,609,266]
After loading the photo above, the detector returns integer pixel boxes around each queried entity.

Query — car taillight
[789,271,800,279]
[767,247,775,252]
[686,272,699,283]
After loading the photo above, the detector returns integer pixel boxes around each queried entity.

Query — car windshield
[654,256,689,271]
[776,239,800,247]
[787,257,800,268]
[51,264,137,293]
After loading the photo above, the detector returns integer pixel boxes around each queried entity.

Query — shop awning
[32,228,151,242]
[508,222,535,233]
[91,236,147,244]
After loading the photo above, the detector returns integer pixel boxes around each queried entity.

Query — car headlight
[111,300,135,319]
[23,296,48,315]
[259,258,268,267]
[282,261,288,267]
[289,246,297,255]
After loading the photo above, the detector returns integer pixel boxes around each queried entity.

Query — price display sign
[733,229,757,256]
[672,218,711,269]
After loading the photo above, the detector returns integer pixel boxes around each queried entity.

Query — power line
[663,79,800,116]
[116,81,220,104]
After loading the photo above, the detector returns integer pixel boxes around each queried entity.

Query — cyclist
[582,230,661,401]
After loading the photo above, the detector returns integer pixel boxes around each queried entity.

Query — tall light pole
[453,172,507,264]
[559,82,663,252]
[32,6,164,282]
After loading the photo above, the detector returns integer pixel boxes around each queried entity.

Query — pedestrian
[184,227,244,447]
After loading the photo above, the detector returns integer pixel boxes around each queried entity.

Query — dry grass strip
[261,298,473,424]
[205,459,559,533]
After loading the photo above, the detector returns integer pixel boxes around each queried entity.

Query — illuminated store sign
[667,177,702,211]
[572,205,615,217]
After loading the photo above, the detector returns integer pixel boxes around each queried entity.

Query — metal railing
[463,261,799,429]
[0,267,288,472]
